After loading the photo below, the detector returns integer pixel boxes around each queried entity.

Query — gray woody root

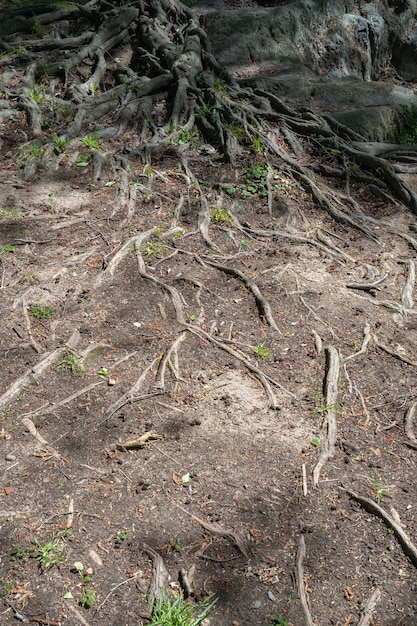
[343,488,417,568]
[313,346,340,487]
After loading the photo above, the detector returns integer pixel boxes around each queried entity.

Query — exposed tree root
[296,535,315,626]
[173,502,249,560]
[104,357,159,421]
[204,260,281,332]
[313,347,340,487]
[357,587,381,626]
[0,330,80,414]
[343,323,372,362]
[401,260,415,310]
[155,331,188,390]
[372,334,417,367]
[142,544,170,607]
[404,401,417,450]
[342,488,417,568]
[186,324,296,408]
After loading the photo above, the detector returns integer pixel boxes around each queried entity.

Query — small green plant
[212,77,228,97]
[31,530,72,570]
[169,126,198,147]
[80,588,96,609]
[58,348,83,373]
[32,21,45,37]
[270,616,289,626]
[240,239,249,247]
[28,304,55,319]
[51,133,70,154]
[369,474,391,505]
[253,341,272,358]
[399,104,417,145]
[149,594,217,626]
[19,142,44,160]
[210,206,233,224]
[224,123,245,141]
[36,60,51,81]
[141,240,164,257]
[311,438,320,447]
[3,245,15,253]
[80,134,101,150]
[4,580,13,596]
[115,529,128,541]
[30,85,44,104]
[77,154,90,167]
[251,135,263,153]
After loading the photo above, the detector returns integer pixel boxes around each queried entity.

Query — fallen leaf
[4,486,15,495]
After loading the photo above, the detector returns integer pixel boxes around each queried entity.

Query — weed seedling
[149,594,217,626]
[80,134,101,150]
[210,206,233,224]
[80,588,96,609]
[253,341,272,358]
[142,240,164,257]
[31,530,72,570]
[270,616,289,626]
[369,475,391,505]
[51,133,70,154]
[115,529,128,541]
[58,348,83,373]
[28,304,54,319]
[3,245,15,253]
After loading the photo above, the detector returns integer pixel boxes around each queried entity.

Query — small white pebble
[407,504,412,510]
[133,322,141,327]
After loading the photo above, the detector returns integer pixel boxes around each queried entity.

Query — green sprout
[30,530,72,570]
[58,348,83,373]
[141,240,164,257]
[80,588,96,609]
[253,341,272,358]
[369,475,392,505]
[115,529,129,541]
[28,304,55,319]
[149,594,217,626]
[51,133,70,154]
[80,134,101,150]
[210,206,233,224]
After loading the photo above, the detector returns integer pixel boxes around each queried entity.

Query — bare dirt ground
[2,124,417,626]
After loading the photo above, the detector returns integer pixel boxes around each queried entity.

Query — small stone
[267,590,276,602]
[5,454,16,462]
[253,600,262,609]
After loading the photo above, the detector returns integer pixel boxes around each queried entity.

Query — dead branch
[296,535,315,626]
[343,488,417,568]
[313,346,340,487]
[0,331,80,415]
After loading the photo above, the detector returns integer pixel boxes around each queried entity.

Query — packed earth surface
[2,1,417,625]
